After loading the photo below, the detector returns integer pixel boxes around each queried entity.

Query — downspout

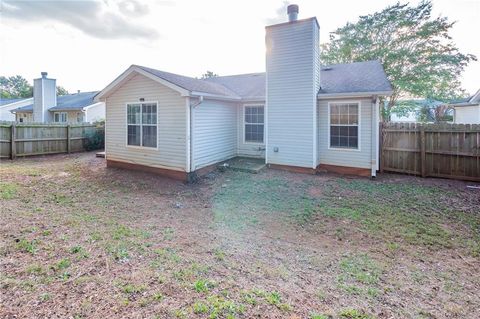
[189,95,203,176]
[371,96,379,178]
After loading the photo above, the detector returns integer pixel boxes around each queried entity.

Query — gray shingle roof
[201,60,391,99]
[318,60,392,95]
[135,65,240,98]
[0,98,27,106]
[204,73,266,100]
[12,91,99,112]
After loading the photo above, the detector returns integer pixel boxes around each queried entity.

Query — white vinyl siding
[454,105,480,124]
[105,73,187,171]
[318,98,373,169]
[17,113,33,123]
[266,18,319,168]
[192,100,237,170]
[0,98,33,122]
[84,102,105,123]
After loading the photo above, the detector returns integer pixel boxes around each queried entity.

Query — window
[76,112,84,123]
[329,103,359,149]
[54,112,67,123]
[244,105,264,143]
[127,102,157,148]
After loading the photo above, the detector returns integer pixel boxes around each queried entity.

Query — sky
[1,0,479,95]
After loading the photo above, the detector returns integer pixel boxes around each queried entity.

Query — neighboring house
[0,98,33,122]
[390,111,418,122]
[9,72,105,124]
[390,99,450,123]
[96,5,392,181]
[452,89,480,124]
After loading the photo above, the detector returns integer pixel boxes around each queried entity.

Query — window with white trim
[244,105,264,143]
[329,103,359,149]
[54,112,68,123]
[127,102,157,148]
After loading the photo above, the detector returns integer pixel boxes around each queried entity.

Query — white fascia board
[95,65,190,101]
[10,109,33,114]
[452,103,480,107]
[317,91,393,99]
[0,97,33,109]
[469,89,480,103]
[82,101,105,111]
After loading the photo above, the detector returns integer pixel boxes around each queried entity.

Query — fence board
[0,124,104,159]
[381,122,480,182]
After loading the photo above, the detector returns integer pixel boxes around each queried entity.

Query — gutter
[317,91,393,99]
[190,91,241,101]
[450,102,479,107]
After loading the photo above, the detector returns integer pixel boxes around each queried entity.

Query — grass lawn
[1,152,479,318]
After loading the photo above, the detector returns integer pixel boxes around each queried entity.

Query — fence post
[10,124,16,160]
[420,126,426,178]
[66,125,71,153]
[379,122,384,173]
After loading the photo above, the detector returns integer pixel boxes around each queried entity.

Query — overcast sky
[1,0,479,94]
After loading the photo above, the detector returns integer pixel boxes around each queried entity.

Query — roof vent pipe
[41,72,48,79]
[287,4,299,22]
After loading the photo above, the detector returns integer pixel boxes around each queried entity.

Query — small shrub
[193,279,214,293]
[193,301,209,314]
[84,127,104,151]
[121,283,146,294]
[55,258,71,270]
[339,309,373,319]
[39,293,51,302]
[16,238,38,254]
[265,291,281,305]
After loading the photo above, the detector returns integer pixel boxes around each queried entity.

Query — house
[8,72,105,124]
[390,99,452,123]
[95,4,392,181]
[0,98,34,122]
[452,89,480,124]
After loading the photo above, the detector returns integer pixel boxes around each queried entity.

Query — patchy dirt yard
[1,152,479,319]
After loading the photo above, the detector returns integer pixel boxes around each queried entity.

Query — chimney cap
[41,72,48,78]
[287,4,299,22]
[287,4,299,14]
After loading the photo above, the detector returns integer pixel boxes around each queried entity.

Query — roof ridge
[204,72,265,79]
[134,64,240,98]
[322,60,381,68]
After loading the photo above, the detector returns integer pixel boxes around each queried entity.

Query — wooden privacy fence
[0,123,104,159]
[380,122,480,182]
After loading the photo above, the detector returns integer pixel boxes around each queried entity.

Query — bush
[84,127,104,151]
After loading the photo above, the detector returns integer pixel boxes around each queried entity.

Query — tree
[200,71,218,79]
[57,86,69,96]
[320,1,476,121]
[0,75,33,98]
[1,75,70,98]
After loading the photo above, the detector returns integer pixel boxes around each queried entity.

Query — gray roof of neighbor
[0,98,28,106]
[136,60,391,99]
[12,91,99,112]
